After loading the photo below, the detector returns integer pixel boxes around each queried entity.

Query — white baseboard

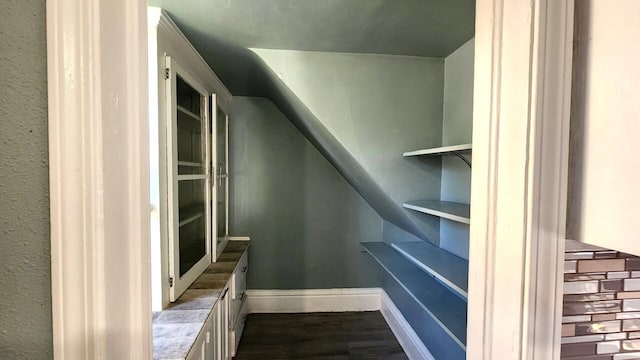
[380,291,435,360]
[245,288,382,313]
[244,288,432,360]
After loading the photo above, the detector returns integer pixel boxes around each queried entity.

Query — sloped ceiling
[148,0,475,95]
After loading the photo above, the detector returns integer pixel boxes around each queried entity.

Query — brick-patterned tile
[578,259,626,273]
[564,300,622,315]
[562,242,640,359]
[575,321,621,335]
[562,342,597,357]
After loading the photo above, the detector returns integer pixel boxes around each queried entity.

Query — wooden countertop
[153,240,250,360]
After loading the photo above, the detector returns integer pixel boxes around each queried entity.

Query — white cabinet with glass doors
[165,55,230,301]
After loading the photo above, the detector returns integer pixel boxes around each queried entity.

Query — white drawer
[230,290,245,327]
[231,251,248,300]
[230,302,248,358]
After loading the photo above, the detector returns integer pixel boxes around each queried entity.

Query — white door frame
[47,0,151,358]
[467,0,574,359]
[47,0,574,358]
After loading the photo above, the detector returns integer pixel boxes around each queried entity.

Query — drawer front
[230,290,246,327]
[231,252,248,300]
[230,302,248,357]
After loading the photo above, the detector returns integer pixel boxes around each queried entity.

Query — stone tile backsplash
[562,240,640,359]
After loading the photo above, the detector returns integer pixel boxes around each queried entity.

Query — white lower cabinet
[229,252,248,357]
[230,301,248,357]
[207,304,219,360]
[186,311,214,360]
[219,286,230,360]
[185,251,248,360]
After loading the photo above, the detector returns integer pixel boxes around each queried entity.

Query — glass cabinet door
[216,106,229,247]
[208,97,229,261]
[166,56,212,301]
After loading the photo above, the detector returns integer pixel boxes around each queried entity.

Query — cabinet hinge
[169,277,174,287]
[164,68,170,80]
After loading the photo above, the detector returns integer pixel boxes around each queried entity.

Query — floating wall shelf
[403,143,472,157]
[391,241,468,298]
[403,143,472,167]
[361,242,467,349]
[403,200,470,224]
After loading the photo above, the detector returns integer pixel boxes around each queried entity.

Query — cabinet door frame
[215,110,230,260]
[165,56,213,301]
[47,0,152,357]
[215,286,230,360]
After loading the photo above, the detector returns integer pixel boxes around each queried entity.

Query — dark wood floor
[234,311,408,360]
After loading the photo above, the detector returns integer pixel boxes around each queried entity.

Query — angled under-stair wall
[251,49,446,244]
[228,96,385,290]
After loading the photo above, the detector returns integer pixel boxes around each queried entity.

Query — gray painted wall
[440,39,474,259]
[252,49,445,245]
[382,220,423,245]
[229,97,384,289]
[0,0,52,358]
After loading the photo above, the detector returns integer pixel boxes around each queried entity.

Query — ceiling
[148,0,475,95]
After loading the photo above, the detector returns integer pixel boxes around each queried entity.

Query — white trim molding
[245,288,382,314]
[245,288,432,360]
[468,0,574,359]
[147,8,232,113]
[47,0,151,358]
[380,291,435,360]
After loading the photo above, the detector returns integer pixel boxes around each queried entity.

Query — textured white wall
[0,0,52,357]
[568,0,640,255]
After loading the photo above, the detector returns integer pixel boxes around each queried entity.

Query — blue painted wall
[252,49,446,244]
[440,39,474,259]
[229,97,384,289]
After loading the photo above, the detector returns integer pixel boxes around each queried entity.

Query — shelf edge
[391,243,468,299]
[177,105,201,122]
[177,174,207,181]
[403,203,470,224]
[403,143,472,157]
[361,243,467,350]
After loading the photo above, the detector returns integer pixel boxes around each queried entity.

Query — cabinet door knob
[242,266,248,273]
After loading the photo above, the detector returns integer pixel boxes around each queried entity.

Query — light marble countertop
[153,241,250,360]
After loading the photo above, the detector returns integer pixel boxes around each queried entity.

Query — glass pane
[178,179,206,276]
[217,178,226,239]
[176,76,200,116]
[216,108,228,240]
[176,76,204,173]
